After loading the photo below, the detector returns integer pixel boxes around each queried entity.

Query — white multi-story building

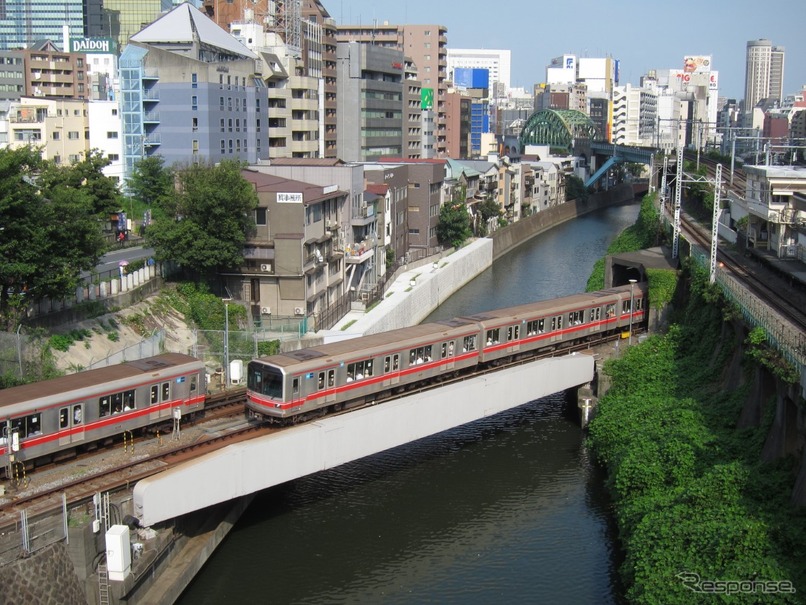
[612,84,657,147]
[88,100,124,185]
[447,48,511,97]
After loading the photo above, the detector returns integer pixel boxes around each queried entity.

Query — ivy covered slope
[587,263,806,604]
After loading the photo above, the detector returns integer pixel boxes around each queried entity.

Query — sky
[329,0,806,101]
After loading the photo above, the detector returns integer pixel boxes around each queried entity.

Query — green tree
[0,148,106,330]
[38,149,122,216]
[565,174,589,201]
[126,155,175,212]
[476,198,501,237]
[436,201,472,249]
[145,160,258,277]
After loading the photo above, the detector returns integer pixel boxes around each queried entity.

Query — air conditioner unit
[294,307,304,316]
[260,263,272,272]
[261,306,271,315]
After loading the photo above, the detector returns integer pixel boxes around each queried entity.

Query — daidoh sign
[70,38,116,54]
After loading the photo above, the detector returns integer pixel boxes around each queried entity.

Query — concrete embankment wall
[492,184,635,260]
[363,239,494,335]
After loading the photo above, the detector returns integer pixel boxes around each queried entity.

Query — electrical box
[106,524,131,581]
[230,359,243,383]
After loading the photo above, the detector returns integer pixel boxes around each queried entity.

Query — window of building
[52,131,60,140]
[192,139,199,154]
[106,131,118,139]
[191,95,198,110]
[191,72,197,88]
[255,207,267,225]
[192,117,198,132]
[68,131,79,139]
[107,154,119,161]
[220,118,225,132]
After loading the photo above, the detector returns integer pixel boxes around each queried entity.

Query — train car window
[161,382,170,402]
[463,335,476,352]
[606,303,616,318]
[635,298,643,310]
[384,356,391,372]
[112,393,123,414]
[551,317,556,331]
[318,372,325,389]
[150,385,159,404]
[60,407,69,430]
[292,377,299,397]
[22,413,41,437]
[10,418,23,436]
[328,369,335,387]
[385,355,400,371]
[590,308,601,322]
[622,300,632,313]
[73,405,82,425]
[25,414,42,437]
[123,390,135,411]
[507,325,520,340]
[409,347,432,364]
[569,311,584,325]
[190,376,197,393]
[485,329,500,345]
[527,319,545,335]
[347,359,373,380]
[99,395,111,417]
[393,354,399,370]
[447,341,455,356]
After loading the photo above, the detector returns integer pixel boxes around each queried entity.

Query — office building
[0,0,104,50]
[335,41,404,162]
[447,48,510,98]
[118,3,268,182]
[336,22,448,157]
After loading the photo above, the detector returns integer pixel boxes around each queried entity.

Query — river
[177,203,640,604]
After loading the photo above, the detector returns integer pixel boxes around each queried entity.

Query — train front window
[248,363,283,399]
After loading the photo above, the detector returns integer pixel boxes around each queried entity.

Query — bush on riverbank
[588,261,805,604]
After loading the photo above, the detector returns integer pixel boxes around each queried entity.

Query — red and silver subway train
[0,353,205,476]
[246,283,648,423]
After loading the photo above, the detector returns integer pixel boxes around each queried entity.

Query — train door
[149,381,171,420]
[58,404,85,446]
[442,341,456,370]
[507,324,521,353]
[589,307,602,332]
[384,354,401,385]
[324,369,337,403]
[550,315,564,343]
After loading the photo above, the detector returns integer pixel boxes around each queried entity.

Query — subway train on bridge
[247,282,647,423]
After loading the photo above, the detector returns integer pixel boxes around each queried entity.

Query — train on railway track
[0,353,205,478]
[246,282,648,423]
[0,282,648,476]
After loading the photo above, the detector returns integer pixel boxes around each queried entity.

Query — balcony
[143,111,160,123]
[143,134,161,147]
[345,240,375,264]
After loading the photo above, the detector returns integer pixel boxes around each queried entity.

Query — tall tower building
[744,39,785,115]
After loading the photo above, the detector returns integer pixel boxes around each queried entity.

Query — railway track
[680,211,806,334]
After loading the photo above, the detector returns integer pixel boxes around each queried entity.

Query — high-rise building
[0,0,104,50]
[336,22,448,157]
[744,39,785,116]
